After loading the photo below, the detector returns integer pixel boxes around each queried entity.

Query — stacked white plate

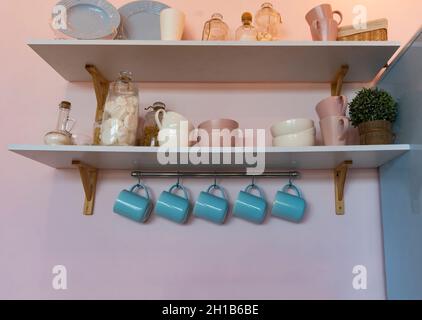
[52,0,121,40]
[118,1,170,40]
[271,119,316,147]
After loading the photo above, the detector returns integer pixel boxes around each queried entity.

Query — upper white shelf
[28,40,400,83]
[9,144,410,171]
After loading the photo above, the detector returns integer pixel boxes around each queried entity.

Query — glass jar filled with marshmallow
[100,71,139,146]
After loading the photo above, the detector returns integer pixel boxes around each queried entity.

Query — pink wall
[0,0,421,299]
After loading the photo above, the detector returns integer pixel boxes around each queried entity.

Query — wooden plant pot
[337,19,388,41]
[358,120,395,145]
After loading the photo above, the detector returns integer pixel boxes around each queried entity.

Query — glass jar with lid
[100,71,139,146]
[141,102,166,146]
[235,12,258,41]
[255,2,283,41]
[202,13,230,41]
[44,101,75,145]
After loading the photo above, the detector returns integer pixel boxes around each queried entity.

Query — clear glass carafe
[142,102,166,146]
[236,12,258,41]
[202,13,230,41]
[255,2,283,41]
[44,101,75,145]
[100,71,139,146]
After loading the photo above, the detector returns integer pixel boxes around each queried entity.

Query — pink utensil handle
[340,95,348,114]
[333,10,343,25]
[311,20,322,41]
[312,20,320,30]
[338,117,350,140]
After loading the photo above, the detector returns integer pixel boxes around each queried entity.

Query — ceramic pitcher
[155,110,194,147]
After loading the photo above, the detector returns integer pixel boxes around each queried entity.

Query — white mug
[160,8,185,41]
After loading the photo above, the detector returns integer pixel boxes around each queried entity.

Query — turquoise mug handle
[129,183,150,199]
[169,184,189,200]
[282,184,302,198]
[206,184,227,200]
[245,184,265,198]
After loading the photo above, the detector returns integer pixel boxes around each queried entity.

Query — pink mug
[305,4,343,26]
[320,116,349,146]
[316,96,348,120]
[311,18,339,41]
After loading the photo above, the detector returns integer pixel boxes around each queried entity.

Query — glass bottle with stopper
[44,101,75,145]
[255,2,283,41]
[202,13,230,41]
[236,12,258,41]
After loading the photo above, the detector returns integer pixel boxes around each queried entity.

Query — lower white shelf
[8,144,411,171]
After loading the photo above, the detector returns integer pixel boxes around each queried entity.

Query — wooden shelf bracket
[85,64,109,145]
[334,160,353,215]
[72,160,98,215]
[331,64,349,96]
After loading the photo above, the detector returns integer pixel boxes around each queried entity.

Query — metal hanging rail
[131,171,300,178]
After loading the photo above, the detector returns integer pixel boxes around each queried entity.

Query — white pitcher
[155,110,195,147]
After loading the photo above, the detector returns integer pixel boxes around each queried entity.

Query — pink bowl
[197,119,240,147]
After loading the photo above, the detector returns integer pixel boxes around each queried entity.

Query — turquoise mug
[193,184,229,224]
[113,183,153,223]
[155,184,190,224]
[233,184,267,224]
[272,183,306,223]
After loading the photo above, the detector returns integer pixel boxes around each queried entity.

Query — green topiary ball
[348,87,398,127]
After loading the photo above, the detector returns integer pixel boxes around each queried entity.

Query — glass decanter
[202,13,230,41]
[255,2,283,41]
[100,71,139,146]
[44,101,75,145]
[235,12,258,41]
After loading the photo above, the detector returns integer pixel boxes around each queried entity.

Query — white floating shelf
[9,144,410,171]
[28,40,400,83]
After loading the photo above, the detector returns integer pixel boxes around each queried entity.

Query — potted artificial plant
[349,87,398,145]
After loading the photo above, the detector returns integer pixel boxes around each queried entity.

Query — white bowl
[272,131,316,147]
[276,127,316,137]
[271,118,315,137]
